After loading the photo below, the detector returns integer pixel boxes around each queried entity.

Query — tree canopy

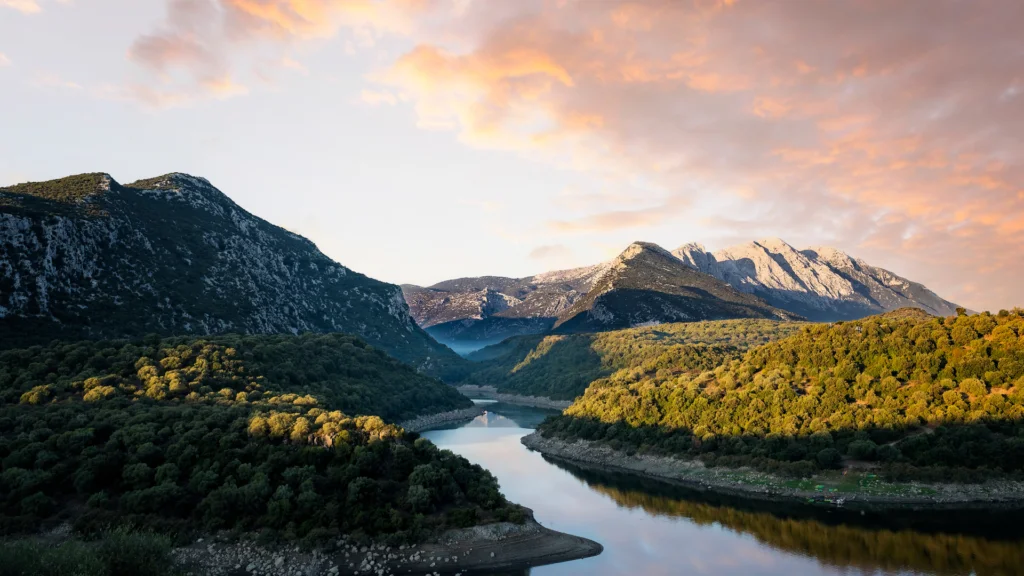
[540,309,1024,481]
[462,319,802,400]
[0,333,520,544]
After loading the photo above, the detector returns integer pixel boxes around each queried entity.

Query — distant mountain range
[0,172,463,377]
[403,238,959,352]
[674,239,960,321]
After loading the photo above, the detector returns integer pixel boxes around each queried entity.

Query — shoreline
[399,406,485,433]
[455,385,571,410]
[521,432,1024,512]
[173,518,602,575]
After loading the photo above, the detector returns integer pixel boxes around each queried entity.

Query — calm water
[422,402,1024,576]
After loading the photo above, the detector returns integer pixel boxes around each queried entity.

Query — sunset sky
[1,0,1021,312]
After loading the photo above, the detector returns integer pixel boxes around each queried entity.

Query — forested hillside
[540,309,1024,480]
[462,320,802,400]
[0,334,520,544]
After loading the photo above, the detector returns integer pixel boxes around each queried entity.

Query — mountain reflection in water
[423,402,1024,576]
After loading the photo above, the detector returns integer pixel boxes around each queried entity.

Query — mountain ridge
[673,238,959,321]
[0,172,464,377]
[404,238,960,349]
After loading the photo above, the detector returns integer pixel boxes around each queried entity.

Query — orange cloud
[548,196,691,234]
[1,0,40,14]
[124,0,1024,309]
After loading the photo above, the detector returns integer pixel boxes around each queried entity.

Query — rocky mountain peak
[753,237,797,252]
[672,238,959,321]
[616,241,675,262]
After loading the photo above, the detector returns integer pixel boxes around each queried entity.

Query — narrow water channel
[421,401,1024,576]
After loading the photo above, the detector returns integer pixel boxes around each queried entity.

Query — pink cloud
[374,0,1024,310]
[123,0,1024,309]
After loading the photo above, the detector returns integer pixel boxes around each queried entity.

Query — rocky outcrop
[0,173,463,375]
[552,242,799,332]
[456,385,572,410]
[399,405,486,432]
[522,433,1024,510]
[173,520,602,575]
[673,239,960,321]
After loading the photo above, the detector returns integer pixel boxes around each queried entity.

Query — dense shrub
[541,309,1024,480]
[462,319,802,400]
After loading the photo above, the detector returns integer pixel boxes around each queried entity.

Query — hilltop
[0,173,465,378]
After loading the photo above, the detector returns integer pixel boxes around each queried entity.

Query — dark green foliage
[0,332,470,421]
[0,173,108,208]
[0,528,174,576]
[541,309,1024,480]
[0,334,517,543]
[462,320,802,400]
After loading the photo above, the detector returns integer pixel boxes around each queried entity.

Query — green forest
[461,319,802,400]
[539,309,1024,480]
[0,333,522,550]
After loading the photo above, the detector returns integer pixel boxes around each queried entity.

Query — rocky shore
[173,519,602,575]
[456,385,571,410]
[399,406,485,433]
[522,432,1024,511]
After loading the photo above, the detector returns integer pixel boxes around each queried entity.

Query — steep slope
[0,172,464,376]
[553,242,800,333]
[460,319,802,400]
[402,263,610,352]
[674,238,960,321]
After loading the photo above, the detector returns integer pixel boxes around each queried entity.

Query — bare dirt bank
[399,406,485,432]
[456,385,571,410]
[173,518,602,575]
[521,432,1024,512]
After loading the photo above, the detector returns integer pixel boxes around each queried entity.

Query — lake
[422,401,1024,576]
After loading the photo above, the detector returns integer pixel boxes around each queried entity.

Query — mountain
[673,238,960,321]
[401,263,610,353]
[551,242,799,332]
[0,172,464,376]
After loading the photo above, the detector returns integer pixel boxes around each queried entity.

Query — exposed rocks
[673,239,960,321]
[173,520,601,575]
[0,172,461,374]
[522,432,1024,511]
[399,406,486,432]
[456,386,571,410]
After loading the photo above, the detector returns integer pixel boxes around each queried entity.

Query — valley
[1,172,1021,576]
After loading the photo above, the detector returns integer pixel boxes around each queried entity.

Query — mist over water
[422,402,1024,576]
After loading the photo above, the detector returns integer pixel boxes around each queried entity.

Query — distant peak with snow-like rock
[671,239,959,321]
[410,237,959,351]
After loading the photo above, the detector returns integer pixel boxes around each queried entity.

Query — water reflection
[549,459,1024,576]
[424,402,1024,576]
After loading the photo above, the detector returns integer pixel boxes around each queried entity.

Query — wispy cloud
[33,72,81,90]
[528,244,572,261]
[549,196,691,234]
[0,53,11,67]
[360,89,397,106]
[1,0,41,14]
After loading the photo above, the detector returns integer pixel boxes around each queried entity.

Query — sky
[0,0,1021,312]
